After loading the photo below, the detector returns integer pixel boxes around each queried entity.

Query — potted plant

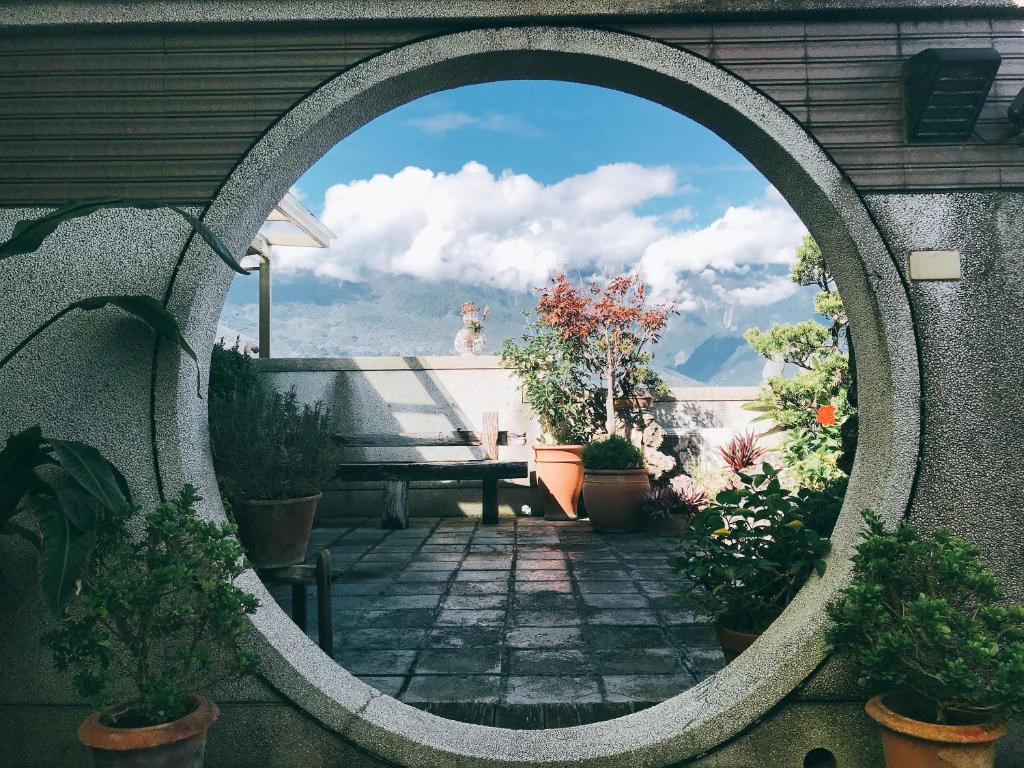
[501,318,595,520]
[827,511,1024,768]
[581,436,650,533]
[47,486,259,768]
[669,463,837,661]
[641,476,708,537]
[208,340,332,567]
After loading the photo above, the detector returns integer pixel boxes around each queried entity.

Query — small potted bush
[501,321,595,520]
[641,476,708,537]
[47,486,259,768]
[581,436,650,533]
[670,463,835,661]
[208,340,332,567]
[827,511,1024,768]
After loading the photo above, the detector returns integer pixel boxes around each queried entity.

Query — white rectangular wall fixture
[908,249,962,280]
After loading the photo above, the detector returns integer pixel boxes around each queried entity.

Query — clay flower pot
[582,468,650,532]
[715,623,760,663]
[534,445,584,520]
[234,493,321,568]
[865,693,1007,768]
[78,695,219,768]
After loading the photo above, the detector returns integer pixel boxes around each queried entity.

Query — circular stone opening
[153,26,919,767]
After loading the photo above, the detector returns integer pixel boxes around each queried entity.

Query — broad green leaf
[70,295,202,396]
[0,199,249,275]
[30,494,96,614]
[0,425,48,526]
[42,477,102,533]
[48,438,131,515]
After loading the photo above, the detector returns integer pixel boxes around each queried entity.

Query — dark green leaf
[0,199,249,275]
[0,425,49,526]
[48,438,130,515]
[43,477,100,533]
[69,295,202,396]
[30,494,96,615]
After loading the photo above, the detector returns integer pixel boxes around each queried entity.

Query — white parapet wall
[255,355,767,520]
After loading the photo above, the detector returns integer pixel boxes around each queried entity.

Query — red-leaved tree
[536,273,673,437]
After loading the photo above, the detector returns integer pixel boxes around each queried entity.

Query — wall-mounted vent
[904,48,1001,142]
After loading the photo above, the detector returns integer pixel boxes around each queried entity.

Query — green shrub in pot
[47,486,259,765]
[669,463,835,659]
[581,436,649,533]
[207,341,333,566]
[827,511,1024,768]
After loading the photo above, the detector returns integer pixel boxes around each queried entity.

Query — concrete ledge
[256,355,504,372]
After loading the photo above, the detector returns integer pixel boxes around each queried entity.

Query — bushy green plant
[669,463,833,634]
[827,511,1024,725]
[582,435,644,470]
[500,321,595,445]
[209,337,262,401]
[783,422,846,490]
[47,486,259,728]
[209,383,332,505]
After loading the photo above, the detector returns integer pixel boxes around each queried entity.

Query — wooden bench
[333,412,528,529]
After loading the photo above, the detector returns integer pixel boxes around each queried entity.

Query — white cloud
[713,276,801,307]
[407,111,541,136]
[273,163,807,308]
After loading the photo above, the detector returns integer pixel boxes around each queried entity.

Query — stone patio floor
[266,515,725,728]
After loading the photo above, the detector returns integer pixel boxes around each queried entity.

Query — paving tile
[443,594,508,610]
[583,625,670,650]
[581,593,650,609]
[371,595,443,610]
[657,608,697,625]
[333,649,417,676]
[585,609,659,626]
[402,675,501,703]
[341,628,428,649]
[404,561,459,572]
[340,609,437,629]
[454,570,506,582]
[504,676,602,705]
[596,648,685,675]
[461,558,513,570]
[513,609,581,627]
[515,569,569,581]
[510,650,594,676]
[436,609,506,627]
[602,673,695,702]
[574,580,640,594]
[360,676,406,697]
[666,624,719,647]
[429,627,504,649]
[506,627,585,649]
[449,581,510,595]
[384,582,449,595]
[514,592,579,611]
[397,571,452,582]
[515,580,572,594]
[574,569,631,580]
[415,648,501,675]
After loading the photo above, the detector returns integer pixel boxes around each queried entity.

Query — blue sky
[220,80,813,382]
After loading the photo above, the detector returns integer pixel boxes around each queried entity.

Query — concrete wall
[256,356,765,521]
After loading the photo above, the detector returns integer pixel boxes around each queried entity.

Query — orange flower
[816,405,837,426]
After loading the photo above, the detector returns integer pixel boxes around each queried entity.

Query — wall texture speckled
[0,6,1021,768]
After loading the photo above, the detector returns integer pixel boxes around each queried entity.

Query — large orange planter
[79,695,219,768]
[865,693,1006,768]
[534,445,584,520]
[582,469,650,532]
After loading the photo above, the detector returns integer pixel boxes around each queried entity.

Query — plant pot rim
[79,694,219,751]
[534,443,584,451]
[584,467,649,475]
[239,492,322,507]
[714,623,762,643]
[865,693,1007,745]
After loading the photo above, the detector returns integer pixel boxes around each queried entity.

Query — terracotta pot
[235,493,321,568]
[865,693,1007,768]
[582,469,650,532]
[79,695,218,768]
[715,623,760,663]
[534,445,584,520]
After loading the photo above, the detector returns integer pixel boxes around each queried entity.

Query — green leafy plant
[783,422,845,489]
[670,463,833,634]
[717,431,767,474]
[0,425,131,614]
[0,201,250,395]
[827,511,1024,725]
[582,435,644,471]
[209,346,332,504]
[500,320,596,445]
[47,486,260,728]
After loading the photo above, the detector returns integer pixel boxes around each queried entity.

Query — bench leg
[382,480,410,530]
[482,476,498,526]
[316,549,333,656]
[291,583,308,634]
